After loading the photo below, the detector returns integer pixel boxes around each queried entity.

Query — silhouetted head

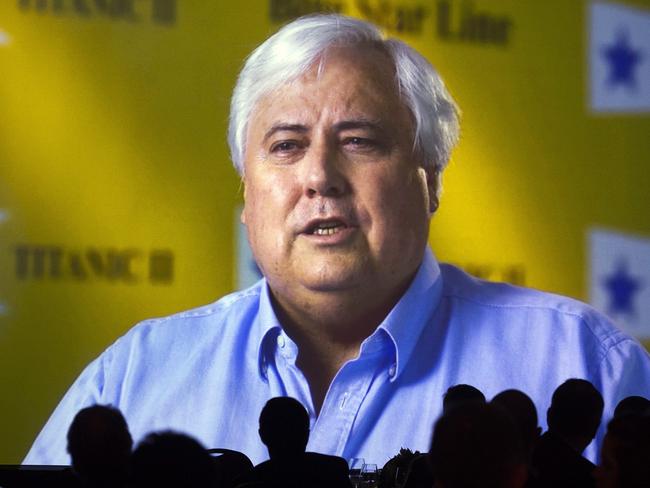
[430,403,527,488]
[259,397,310,459]
[491,389,541,457]
[379,448,423,488]
[66,404,132,486]
[547,379,604,452]
[595,413,650,488]
[130,431,216,488]
[442,384,486,414]
[613,395,650,419]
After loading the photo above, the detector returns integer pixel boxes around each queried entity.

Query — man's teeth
[313,222,344,235]
[314,226,340,235]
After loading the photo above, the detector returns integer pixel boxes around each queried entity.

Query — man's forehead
[312,43,395,78]
[250,47,405,129]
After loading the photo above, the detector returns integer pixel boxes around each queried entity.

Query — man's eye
[270,141,300,153]
[346,137,370,146]
[343,137,381,151]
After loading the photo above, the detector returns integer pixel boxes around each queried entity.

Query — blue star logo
[601,29,643,90]
[602,259,643,318]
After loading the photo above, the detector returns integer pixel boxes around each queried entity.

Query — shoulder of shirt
[108,280,265,348]
[438,262,633,350]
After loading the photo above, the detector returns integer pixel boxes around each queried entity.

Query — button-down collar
[255,248,443,382]
[377,247,442,381]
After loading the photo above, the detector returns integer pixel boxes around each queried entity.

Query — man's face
[241,46,436,303]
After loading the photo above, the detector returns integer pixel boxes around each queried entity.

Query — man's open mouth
[307,220,348,236]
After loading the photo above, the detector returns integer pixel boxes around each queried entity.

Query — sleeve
[600,337,650,401]
[22,352,108,465]
[585,336,650,462]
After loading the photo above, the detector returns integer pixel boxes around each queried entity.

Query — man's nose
[302,141,349,198]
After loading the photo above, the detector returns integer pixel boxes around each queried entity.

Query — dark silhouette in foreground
[491,390,541,459]
[244,396,352,488]
[491,389,543,487]
[402,454,434,488]
[379,447,432,488]
[429,402,528,488]
[532,379,603,488]
[207,448,253,488]
[612,395,650,419]
[595,411,650,488]
[130,431,217,488]
[442,384,486,414]
[67,405,132,488]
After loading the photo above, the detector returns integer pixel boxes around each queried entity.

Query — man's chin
[292,263,368,294]
[300,274,361,293]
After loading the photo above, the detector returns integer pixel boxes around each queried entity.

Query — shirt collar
[377,247,443,382]
[255,247,443,382]
[255,282,283,380]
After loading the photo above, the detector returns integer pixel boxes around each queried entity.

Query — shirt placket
[269,332,315,412]
[269,329,392,457]
[307,350,388,457]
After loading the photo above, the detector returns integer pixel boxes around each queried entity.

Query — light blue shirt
[24,248,650,466]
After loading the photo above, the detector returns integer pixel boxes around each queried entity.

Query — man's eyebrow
[333,119,385,132]
[261,119,385,142]
[263,123,309,142]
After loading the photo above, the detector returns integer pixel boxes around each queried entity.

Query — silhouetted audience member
[612,395,650,419]
[67,404,132,488]
[429,402,528,488]
[491,390,542,460]
[594,413,650,488]
[131,431,217,488]
[532,379,603,488]
[442,384,486,414]
[402,454,434,488]
[207,448,254,488]
[379,448,421,488]
[492,390,543,488]
[247,396,352,488]
[379,447,432,488]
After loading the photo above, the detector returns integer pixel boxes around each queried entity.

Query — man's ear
[240,178,247,225]
[426,166,439,214]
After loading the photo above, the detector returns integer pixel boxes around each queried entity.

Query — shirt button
[340,392,349,410]
[388,364,396,378]
[277,335,285,348]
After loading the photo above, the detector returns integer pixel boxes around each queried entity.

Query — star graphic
[601,29,643,90]
[603,259,642,318]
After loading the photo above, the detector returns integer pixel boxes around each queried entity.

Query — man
[442,384,486,414]
[429,403,528,488]
[67,405,132,488]
[24,14,650,466]
[491,389,542,461]
[130,431,217,488]
[532,379,604,488]
[244,397,351,488]
[594,410,650,488]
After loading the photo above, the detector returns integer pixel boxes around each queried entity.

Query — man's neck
[548,430,591,455]
[269,276,414,414]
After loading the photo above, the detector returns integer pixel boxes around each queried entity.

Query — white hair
[228,14,460,195]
